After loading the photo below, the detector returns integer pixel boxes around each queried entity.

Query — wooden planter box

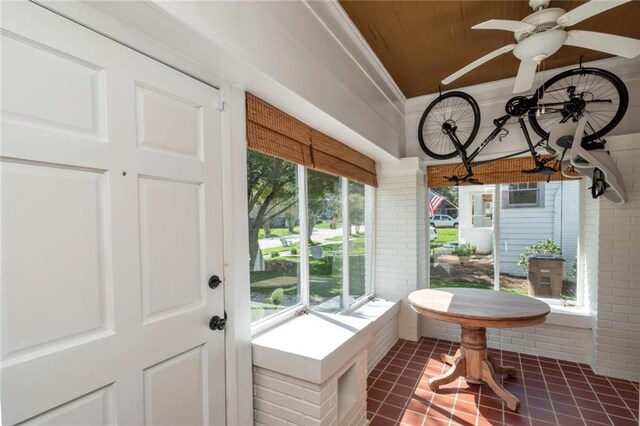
[527,257,565,298]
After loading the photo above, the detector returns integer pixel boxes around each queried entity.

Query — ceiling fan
[441,0,640,93]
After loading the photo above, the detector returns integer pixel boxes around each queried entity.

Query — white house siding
[553,181,580,276]
[499,181,580,276]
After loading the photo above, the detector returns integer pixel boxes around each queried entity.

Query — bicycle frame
[442,113,548,184]
[420,66,627,185]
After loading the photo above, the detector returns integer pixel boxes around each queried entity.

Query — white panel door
[0,2,226,425]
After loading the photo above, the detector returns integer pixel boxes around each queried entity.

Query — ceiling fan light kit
[441,0,639,94]
[513,30,568,63]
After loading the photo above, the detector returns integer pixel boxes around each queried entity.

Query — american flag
[429,190,444,218]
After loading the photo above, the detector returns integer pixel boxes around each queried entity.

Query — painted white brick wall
[421,317,592,364]
[367,314,399,372]
[253,350,368,426]
[375,159,428,341]
[593,145,640,380]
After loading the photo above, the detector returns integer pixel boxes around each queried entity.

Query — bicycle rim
[418,91,480,160]
[528,67,628,143]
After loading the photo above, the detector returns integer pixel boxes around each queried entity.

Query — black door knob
[208,275,222,289]
[209,315,226,331]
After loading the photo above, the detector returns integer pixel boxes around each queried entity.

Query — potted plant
[451,242,477,265]
[517,239,564,297]
[517,239,562,274]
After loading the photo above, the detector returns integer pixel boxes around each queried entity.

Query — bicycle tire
[418,91,480,160]
[528,67,628,143]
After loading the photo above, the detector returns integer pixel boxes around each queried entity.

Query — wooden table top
[409,287,550,329]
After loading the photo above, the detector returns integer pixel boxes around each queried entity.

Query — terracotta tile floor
[367,338,639,426]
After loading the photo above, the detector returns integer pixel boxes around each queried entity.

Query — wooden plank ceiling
[340,1,640,98]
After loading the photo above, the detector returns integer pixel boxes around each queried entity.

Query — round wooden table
[409,287,550,411]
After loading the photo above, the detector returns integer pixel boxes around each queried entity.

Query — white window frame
[250,163,375,334]
[430,181,583,308]
[505,182,542,208]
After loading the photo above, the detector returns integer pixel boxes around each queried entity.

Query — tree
[247,151,297,270]
[284,205,298,234]
[348,182,365,233]
[306,170,339,242]
[349,193,365,233]
[247,152,338,269]
[431,186,459,215]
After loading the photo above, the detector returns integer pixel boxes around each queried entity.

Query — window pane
[247,150,300,322]
[507,183,540,207]
[499,180,580,301]
[429,187,494,292]
[308,170,343,312]
[348,181,371,303]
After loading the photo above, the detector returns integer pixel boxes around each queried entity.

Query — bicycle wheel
[418,91,480,160]
[528,67,628,143]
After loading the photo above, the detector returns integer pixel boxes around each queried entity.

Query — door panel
[1,162,110,361]
[139,178,204,324]
[18,385,115,426]
[1,3,225,425]
[143,345,207,425]
[0,34,105,138]
[136,84,203,159]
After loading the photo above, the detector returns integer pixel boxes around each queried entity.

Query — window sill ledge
[251,299,400,384]
[545,305,592,329]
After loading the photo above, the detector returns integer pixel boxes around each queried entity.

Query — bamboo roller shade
[246,93,378,187]
[427,155,579,188]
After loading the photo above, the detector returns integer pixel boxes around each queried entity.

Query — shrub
[517,239,562,274]
[270,251,280,258]
[267,288,284,306]
[452,243,476,257]
[290,248,298,255]
[569,257,578,278]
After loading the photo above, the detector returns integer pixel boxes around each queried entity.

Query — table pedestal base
[428,326,520,411]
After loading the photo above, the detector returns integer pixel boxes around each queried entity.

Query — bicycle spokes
[529,68,627,143]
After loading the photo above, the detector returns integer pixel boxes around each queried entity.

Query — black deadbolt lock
[208,275,222,289]
[209,312,227,331]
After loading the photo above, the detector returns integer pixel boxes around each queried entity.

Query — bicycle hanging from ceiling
[417,65,629,203]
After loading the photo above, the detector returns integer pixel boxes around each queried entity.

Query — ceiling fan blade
[442,44,516,85]
[566,30,640,58]
[472,19,535,33]
[513,60,537,94]
[557,0,631,27]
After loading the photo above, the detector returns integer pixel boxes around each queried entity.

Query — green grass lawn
[431,228,458,249]
[325,232,364,242]
[315,220,341,229]
[262,242,300,256]
[250,255,366,299]
[324,234,366,255]
[258,227,299,238]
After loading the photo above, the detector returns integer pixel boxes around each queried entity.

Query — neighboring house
[458,181,580,276]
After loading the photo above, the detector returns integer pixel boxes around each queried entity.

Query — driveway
[258,226,363,250]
